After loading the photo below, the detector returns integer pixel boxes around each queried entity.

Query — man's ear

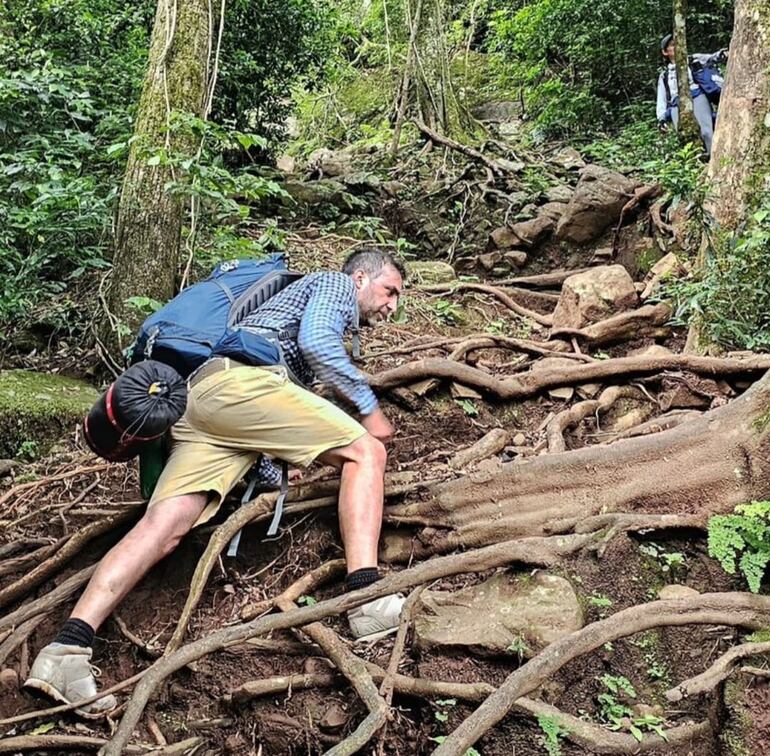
[352,269,367,289]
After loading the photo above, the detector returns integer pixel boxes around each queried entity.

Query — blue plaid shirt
[240,271,378,416]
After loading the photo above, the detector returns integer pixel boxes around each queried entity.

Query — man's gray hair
[342,247,406,280]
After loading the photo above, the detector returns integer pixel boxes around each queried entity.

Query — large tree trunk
[707,0,770,226]
[106,0,211,351]
[673,0,701,145]
[382,370,770,560]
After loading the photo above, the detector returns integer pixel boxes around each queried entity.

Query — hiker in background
[24,248,406,717]
[656,33,728,157]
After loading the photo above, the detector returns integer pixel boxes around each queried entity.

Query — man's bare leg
[318,433,401,640]
[318,433,387,572]
[24,492,207,715]
[70,492,207,629]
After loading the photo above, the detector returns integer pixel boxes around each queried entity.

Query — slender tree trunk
[673,0,701,146]
[105,0,212,352]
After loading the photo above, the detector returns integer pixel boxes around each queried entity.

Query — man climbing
[656,33,728,157]
[24,247,406,717]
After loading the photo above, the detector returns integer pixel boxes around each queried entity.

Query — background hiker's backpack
[689,60,723,106]
[129,253,303,377]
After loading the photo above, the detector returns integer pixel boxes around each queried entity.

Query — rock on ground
[555,165,640,244]
[552,264,639,330]
[408,260,457,284]
[414,570,583,656]
[0,370,99,458]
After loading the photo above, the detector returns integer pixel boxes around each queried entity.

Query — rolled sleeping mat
[83,360,188,462]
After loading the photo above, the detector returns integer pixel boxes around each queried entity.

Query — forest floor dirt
[2,202,770,755]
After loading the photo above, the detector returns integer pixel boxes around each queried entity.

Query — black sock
[54,618,95,648]
[345,567,380,592]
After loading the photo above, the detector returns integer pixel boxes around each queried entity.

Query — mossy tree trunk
[687,0,770,352]
[707,0,770,227]
[105,0,212,353]
[673,0,701,146]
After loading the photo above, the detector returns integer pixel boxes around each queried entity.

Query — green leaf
[147,154,161,167]
[30,722,56,735]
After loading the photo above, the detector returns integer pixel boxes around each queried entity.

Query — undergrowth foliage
[708,501,770,593]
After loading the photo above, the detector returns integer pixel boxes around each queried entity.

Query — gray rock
[472,101,521,122]
[549,147,586,171]
[551,265,639,330]
[489,226,520,250]
[408,261,457,285]
[509,215,555,248]
[537,202,568,223]
[658,585,700,600]
[504,250,528,268]
[283,179,365,212]
[478,251,502,271]
[414,571,583,656]
[545,184,574,203]
[307,147,355,177]
[555,165,640,244]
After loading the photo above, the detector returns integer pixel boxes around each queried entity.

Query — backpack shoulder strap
[662,68,672,106]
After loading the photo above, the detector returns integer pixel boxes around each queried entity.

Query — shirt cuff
[356,389,379,416]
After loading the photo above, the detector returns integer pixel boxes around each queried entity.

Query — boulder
[414,571,583,656]
[508,215,555,248]
[489,226,520,250]
[478,251,502,272]
[307,147,355,177]
[408,261,457,285]
[472,100,521,122]
[275,155,296,173]
[282,179,366,214]
[658,585,701,600]
[545,184,574,203]
[503,250,528,268]
[537,202,568,223]
[0,370,99,458]
[640,252,685,299]
[552,265,639,330]
[549,147,586,171]
[555,165,640,244]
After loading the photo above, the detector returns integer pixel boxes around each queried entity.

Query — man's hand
[658,120,669,133]
[361,407,394,444]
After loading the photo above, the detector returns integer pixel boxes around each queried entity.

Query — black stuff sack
[83,360,188,462]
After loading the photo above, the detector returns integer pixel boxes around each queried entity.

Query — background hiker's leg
[69,492,207,631]
[694,95,715,155]
[319,434,387,572]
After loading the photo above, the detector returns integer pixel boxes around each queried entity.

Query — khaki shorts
[149,360,366,526]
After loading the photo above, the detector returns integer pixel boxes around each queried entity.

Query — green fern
[708,501,770,593]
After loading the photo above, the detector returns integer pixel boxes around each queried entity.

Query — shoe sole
[23,677,114,720]
[353,625,400,643]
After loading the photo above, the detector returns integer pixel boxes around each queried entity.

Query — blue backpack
[129,253,303,377]
[690,61,723,106]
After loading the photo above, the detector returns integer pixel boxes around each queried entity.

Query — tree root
[225,667,710,754]
[369,353,770,400]
[495,269,591,288]
[549,303,672,347]
[449,429,509,468]
[0,538,64,580]
[0,463,110,514]
[0,505,141,610]
[546,386,645,453]
[240,558,346,620]
[101,534,592,755]
[274,596,388,756]
[0,735,201,754]
[432,592,770,756]
[599,409,702,444]
[666,640,770,702]
[165,492,278,653]
[417,282,552,327]
[0,564,97,633]
[0,613,44,666]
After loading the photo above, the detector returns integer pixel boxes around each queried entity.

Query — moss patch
[0,370,99,458]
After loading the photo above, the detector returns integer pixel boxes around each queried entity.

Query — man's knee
[135,493,204,557]
[346,433,387,469]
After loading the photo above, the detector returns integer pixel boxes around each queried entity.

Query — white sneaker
[24,643,117,719]
[348,594,406,641]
